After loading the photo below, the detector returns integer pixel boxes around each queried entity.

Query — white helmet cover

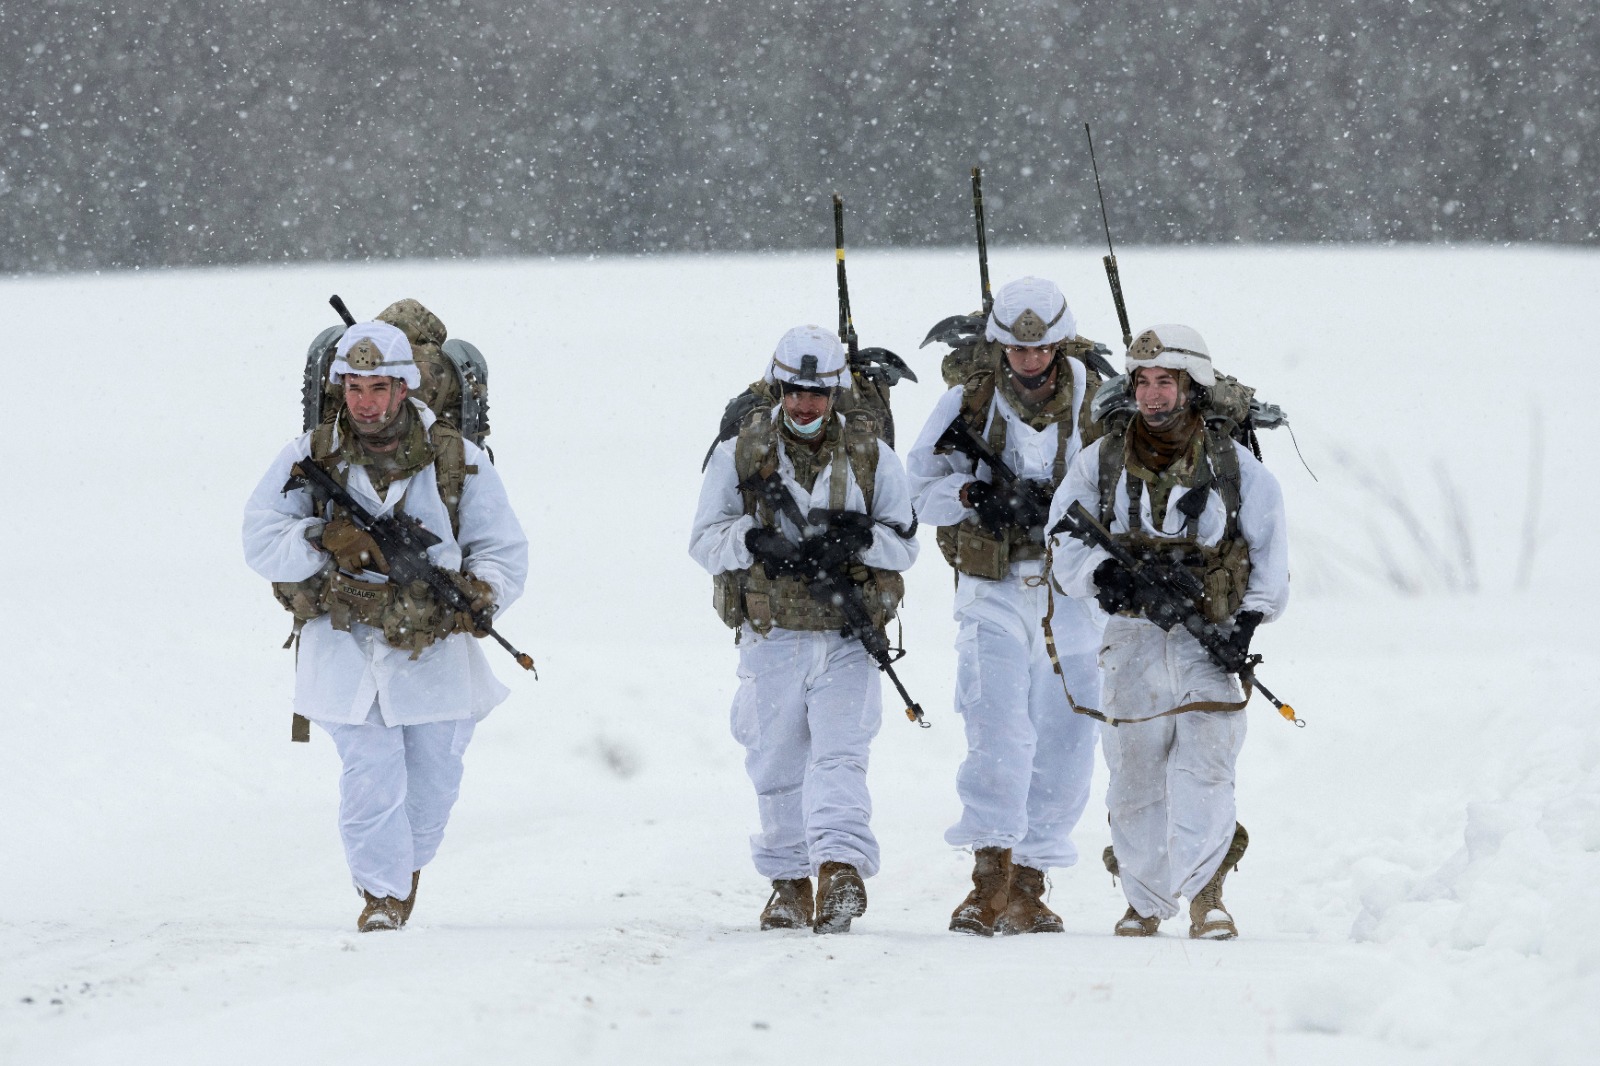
[762,324,852,391]
[1126,323,1216,388]
[329,321,421,390]
[985,276,1077,347]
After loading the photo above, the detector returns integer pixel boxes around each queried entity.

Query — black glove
[745,527,805,579]
[966,479,1051,535]
[1131,567,1191,631]
[1213,610,1263,674]
[801,512,875,576]
[964,480,1019,534]
[1092,558,1137,615]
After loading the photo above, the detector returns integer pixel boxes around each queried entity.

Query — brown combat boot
[949,846,1012,936]
[1188,822,1249,940]
[759,877,814,930]
[398,870,421,925]
[358,891,405,933]
[996,864,1064,934]
[1114,905,1161,937]
[814,861,867,934]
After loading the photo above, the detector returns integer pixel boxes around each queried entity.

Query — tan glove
[450,571,497,637]
[317,516,389,574]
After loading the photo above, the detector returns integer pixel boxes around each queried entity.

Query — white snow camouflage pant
[1099,616,1248,920]
[730,627,883,880]
[943,575,1101,872]
[320,703,476,901]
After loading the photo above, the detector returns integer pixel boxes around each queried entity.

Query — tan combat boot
[358,891,405,933]
[1188,822,1249,940]
[398,870,421,925]
[814,861,867,934]
[759,877,814,930]
[996,864,1064,934]
[1114,905,1161,937]
[949,846,1012,936]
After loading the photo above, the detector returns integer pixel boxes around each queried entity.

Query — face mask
[783,411,825,439]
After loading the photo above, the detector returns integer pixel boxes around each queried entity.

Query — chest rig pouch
[712,411,903,635]
[272,416,473,659]
[934,358,1083,581]
[1098,424,1252,624]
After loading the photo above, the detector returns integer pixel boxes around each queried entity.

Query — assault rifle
[284,459,538,676]
[743,471,928,728]
[1051,500,1302,727]
[932,412,1053,534]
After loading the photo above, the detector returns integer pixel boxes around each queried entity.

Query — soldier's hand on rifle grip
[1214,610,1263,674]
[745,527,805,579]
[317,516,390,575]
[820,511,874,555]
[450,571,497,638]
[963,480,1012,535]
[1092,558,1137,615]
[1131,567,1189,631]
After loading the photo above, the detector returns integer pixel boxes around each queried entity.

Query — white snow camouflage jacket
[242,400,530,725]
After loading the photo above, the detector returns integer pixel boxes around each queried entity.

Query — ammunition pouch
[317,571,450,660]
[935,520,1043,581]
[713,566,903,635]
[1201,537,1252,623]
[272,564,333,622]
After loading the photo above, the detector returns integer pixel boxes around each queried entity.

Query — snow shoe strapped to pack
[760,877,814,931]
[358,891,405,933]
[814,861,867,934]
[996,864,1064,935]
[1114,906,1161,937]
[949,846,1011,936]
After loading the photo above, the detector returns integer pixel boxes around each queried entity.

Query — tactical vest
[271,415,476,659]
[1096,422,1252,624]
[711,410,904,635]
[935,338,1105,580]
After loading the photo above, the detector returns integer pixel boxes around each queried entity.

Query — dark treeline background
[3,0,1595,273]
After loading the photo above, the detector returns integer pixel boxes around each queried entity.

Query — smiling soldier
[243,320,528,932]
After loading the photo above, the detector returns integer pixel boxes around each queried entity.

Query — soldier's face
[1004,345,1055,381]
[781,386,832,427]
[1134,367,1185,426]
[344,375,408,427]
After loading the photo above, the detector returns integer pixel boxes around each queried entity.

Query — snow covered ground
[1,246,1594,1065]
